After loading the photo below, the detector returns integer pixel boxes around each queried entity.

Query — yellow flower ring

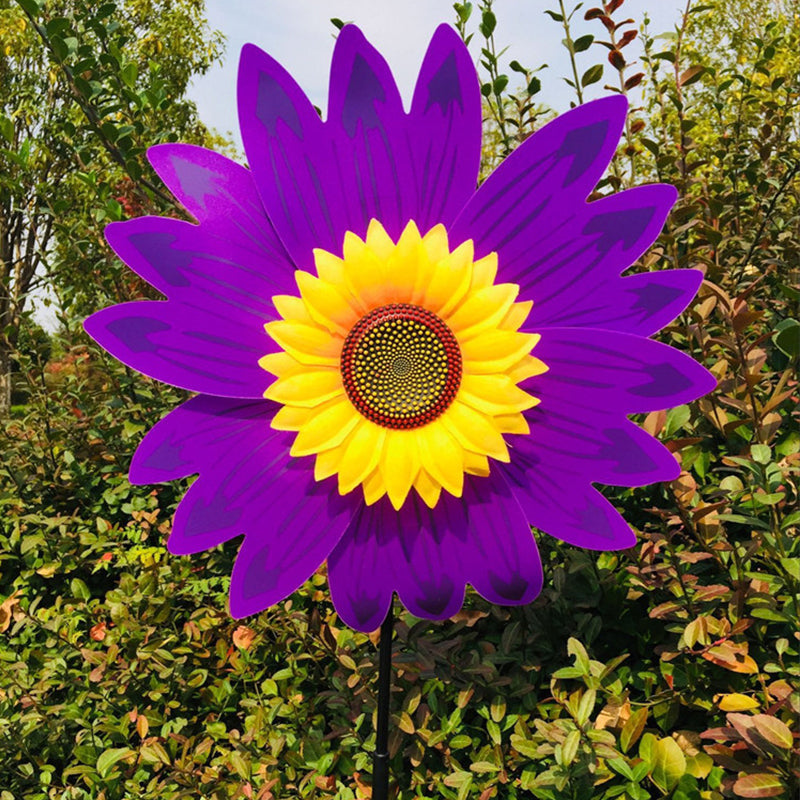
[262,221,546,510]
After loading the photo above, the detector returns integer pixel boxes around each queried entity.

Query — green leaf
[779,557,800,580]
[70,578,90,601]
[581,64,604,87]
[751,444,772,464]
[773,319,800,357]
[562,730,581,765]
[16,0,41,15]
[0,116,13,144]
[510,734,539,758]
[120,62,138,88]
[479,9,496,37]
[493,74,509,94]
[96,747,133,778]
[574,34,594,52]
[470,761,500,773]
[650,737,686,793]
[620,707,648,753]
[449,734,472,749]
[576,689,596,726]
[608,757,635,780]
[567,637,590,673]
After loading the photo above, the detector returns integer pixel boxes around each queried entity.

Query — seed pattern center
[340,303,462,429]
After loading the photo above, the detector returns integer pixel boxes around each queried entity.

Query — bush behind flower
[0,1,798,798]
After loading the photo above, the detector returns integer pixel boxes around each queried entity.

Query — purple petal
[512,411,680,488]
[328,472,541,632]
[130,396,275,484]
[238,26,480,267]
[237,41,349,267]
[130,395,356,609]
[327,25,417,241]
[84,300,271,397]
[501,458,637,550]
[104,215,292,316]
[461,473,543,608]
[516,184,679,323]
[146,144,289,262]
[407,23,481,231]
[523,327,716,413]
[531,269,703,336]
[450,96,627,258]
[228,466,356,616]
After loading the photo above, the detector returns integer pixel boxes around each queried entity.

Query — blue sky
[188,0,687,149]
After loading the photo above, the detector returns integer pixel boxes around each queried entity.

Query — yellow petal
[421,224,451,263]
[315,442,347,481]
[461,331,539,374]
[264,368,343,407]
[362,467,387,505]
[458,373,538,415]
[507,354,548,383]
[414,470,442,508]
[380,429,420,510]
[342,231,393,308]
[495,412,531,434]
[500,300,533,331]
[445,283,519,340]
[440,400,510,462]
[272,293,312,322]
[421,240,474,316]
[385,220,425,303]
[314,248,346,285]
[290,397,359,456]
[271,404,314,431]
[415,419,463,497]
[338,419,386,494]
[464,450,490,476]
[365,219,399,261]
[265,320,343,366]
[296,271,361,334]
[258,351,302,378]
[471,252,498,290]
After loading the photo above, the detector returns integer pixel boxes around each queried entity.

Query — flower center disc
[340,303,462,429]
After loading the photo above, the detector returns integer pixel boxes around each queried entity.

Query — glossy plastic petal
[531,269,704,336]
[502,456,637,550]
[130,395,356,604]
[328,471,541,631]
[327,25,416,241]
[238,26,481,268]
[85,300,271,397]
[450,96,627,257]
[521,327,717,414]
[407,23,481,231]
[513,408,680,488]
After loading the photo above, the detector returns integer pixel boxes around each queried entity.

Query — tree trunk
[0,338,11,417]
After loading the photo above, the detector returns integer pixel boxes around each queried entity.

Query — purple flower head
[84,25,715,632]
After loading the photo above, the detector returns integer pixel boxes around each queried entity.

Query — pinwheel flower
[85,25,714,631]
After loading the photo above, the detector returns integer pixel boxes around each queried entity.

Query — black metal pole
[372,602,394,799]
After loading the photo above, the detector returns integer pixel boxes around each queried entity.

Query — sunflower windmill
[85,23,714,798]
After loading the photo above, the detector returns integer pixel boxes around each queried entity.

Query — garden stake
[373,603,394,799]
